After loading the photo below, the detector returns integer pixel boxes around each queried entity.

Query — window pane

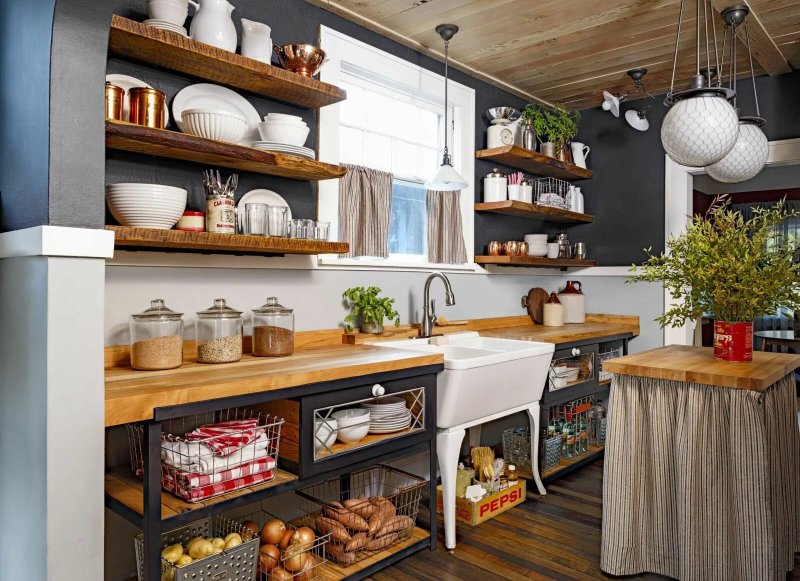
[364,133,391,171]
[389,180,427,256]
[365,90,395,135]
[393,141,419,180]
[339,127,364,164]
[394,101,420,142]
[419,147,439,182]
[418,108,439,148]
[339,82,366,128]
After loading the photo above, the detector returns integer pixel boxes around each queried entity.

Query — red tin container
[713,321,753,362]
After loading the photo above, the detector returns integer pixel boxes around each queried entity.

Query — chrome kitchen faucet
[419,272,455,338]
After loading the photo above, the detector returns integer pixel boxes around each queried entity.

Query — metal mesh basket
[296,465,426,566]
[502,427,532,470]
[534,177,570,209]
[598,347,623,382]
[135,514,258,581]
[542,434,563,472]
[127,408,284,503]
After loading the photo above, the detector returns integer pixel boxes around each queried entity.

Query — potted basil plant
[343,286,401,334]
[628,198,800,362]
[522,103,580,159]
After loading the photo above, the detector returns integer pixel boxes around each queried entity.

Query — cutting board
[522,287,549,324]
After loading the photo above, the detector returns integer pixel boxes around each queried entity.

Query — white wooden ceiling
[306,0,797,110]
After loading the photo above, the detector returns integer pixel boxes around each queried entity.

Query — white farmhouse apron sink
[369,332,554,550]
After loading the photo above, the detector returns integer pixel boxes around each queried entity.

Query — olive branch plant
[628,197,800,328]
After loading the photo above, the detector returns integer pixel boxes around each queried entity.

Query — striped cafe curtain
[427,190,467,264]
[338,164,393,258]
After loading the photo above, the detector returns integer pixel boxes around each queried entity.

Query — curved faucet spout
[420,272,456,338]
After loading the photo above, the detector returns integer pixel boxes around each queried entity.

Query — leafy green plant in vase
[522,103,580,160]
[343,286,401,334]
[549,103,580,162]
[628,198,800,362]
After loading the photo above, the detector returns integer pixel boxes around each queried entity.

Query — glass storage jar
[252,297,294,357]
[195,298,243,364]
[130,299,184,370]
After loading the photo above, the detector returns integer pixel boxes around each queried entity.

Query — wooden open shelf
[316,427,419,460]
[320,527,430,580]
[475,255,596,268]
[109,15,346,109]
[108,226,349,256]
[475,200,594,223]
[475,145,593,180]
[106,120,347,181]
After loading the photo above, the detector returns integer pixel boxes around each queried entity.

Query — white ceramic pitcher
[571,142,590,168]
[189,0,237,52]
[240,19,272,63]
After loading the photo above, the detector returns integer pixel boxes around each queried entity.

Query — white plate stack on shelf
[361,397,412,434]
[143,19,188,37]
[254,113,315,159]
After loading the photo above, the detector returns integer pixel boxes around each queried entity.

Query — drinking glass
[267,206,288,237]
[301,219,314,239]
[289,219,305,238]
[314,221,330,241]
[245,203,267,235]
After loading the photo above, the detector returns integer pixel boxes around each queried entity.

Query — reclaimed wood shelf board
[108,15,346,108]
[108,226,349,256]
[315,427,421,460]
[475,256,597,268]
[320,527,430,580]
[475,200,594,223]
[475,145,593,180]
[106,120,346,180]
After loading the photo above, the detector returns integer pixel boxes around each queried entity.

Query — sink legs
[527,403,546,495]
[437,427,465,551]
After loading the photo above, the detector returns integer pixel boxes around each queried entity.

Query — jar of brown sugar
[130,299,184,370]
[251,297,294,357]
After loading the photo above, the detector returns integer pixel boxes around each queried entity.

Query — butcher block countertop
[480,321,637,344]
[603,345,800,391]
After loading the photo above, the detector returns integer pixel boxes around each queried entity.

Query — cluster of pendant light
[660,1,768,183]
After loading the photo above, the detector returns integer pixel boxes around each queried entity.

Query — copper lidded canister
[129,87,166,129]
[105,82,124,121]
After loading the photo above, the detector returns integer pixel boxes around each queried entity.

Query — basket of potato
[134,515,259,581]
[243,514,328,580]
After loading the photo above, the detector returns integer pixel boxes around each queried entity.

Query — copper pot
[487,241,502,256]
[517,241,529,256]
[129,87,166,129]
[274,44,327,77]
[557,144,572,163]
[105,82,124,121]
[502,241,520,256]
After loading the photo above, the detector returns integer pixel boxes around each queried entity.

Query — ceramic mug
[516,242,529,256]
[487,241,502,256]
[147,0,196,25]
[547,242,560,259]
[502,241,520,256]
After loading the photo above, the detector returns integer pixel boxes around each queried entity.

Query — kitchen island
[601,345,800,581]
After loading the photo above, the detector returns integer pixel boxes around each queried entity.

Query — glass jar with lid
[195,298,243,364]
[130,299,184,370]
[252,297,294,357]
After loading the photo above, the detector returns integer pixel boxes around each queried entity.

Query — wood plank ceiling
[306,0,797,110]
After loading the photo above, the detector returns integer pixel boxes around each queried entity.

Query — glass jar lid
[197,298,242,319]
[485,168,505,178]
[253,297,293,315]
[132,299,183,320]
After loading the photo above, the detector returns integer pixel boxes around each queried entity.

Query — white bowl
[263,117,307,126]
[314,419,338,451]
[527,246,548,257]
[106,184,187,229]
[265,113,305,123]
[332,409,370,443]
[257,121,310,146]
[524,234,549,244]
[182,109,247,144]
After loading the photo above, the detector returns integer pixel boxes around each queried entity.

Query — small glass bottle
[589,399,607,446]
[252,297,295,356]
[129,299,184,371]
[505,464,519,483]
[195,298,243,364]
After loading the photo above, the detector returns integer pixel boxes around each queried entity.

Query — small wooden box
[436,479,526,527]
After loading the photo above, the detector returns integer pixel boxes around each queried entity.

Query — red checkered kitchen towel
[159,456,277,502]
[184,418,264,456]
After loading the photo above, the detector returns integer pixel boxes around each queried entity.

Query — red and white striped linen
[184,418,263,456]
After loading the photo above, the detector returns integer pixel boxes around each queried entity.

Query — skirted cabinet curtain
[426,190,467,264]
[338,164,393,258]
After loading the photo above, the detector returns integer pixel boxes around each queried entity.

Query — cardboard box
[436,479,526,526]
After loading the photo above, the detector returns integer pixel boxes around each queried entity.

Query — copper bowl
[274,44,327,77]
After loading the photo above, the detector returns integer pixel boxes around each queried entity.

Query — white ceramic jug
[189,0,237,52]
[240,19,272,62]
[571,142,590,168]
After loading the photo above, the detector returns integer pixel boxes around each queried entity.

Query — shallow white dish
[314,419,337,451]
[143,20,188,36]
[172,83,260,145]
[237,189,292,220]
[257,121,309,146]
[264,113,305,123]
[182,108,247,143]
[251,142,315,159]
[332,409,370,444]
[106,74,170,125]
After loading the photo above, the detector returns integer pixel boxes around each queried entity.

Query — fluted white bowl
[182,109,247,144]
[106,184,187,229]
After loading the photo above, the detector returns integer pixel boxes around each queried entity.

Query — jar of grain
[130,299,184,370]
[252,297,294,357]
[195,298,243,364]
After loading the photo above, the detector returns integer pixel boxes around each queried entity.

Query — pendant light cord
[745,21,760,117]
[443,38,450,162]
[668,0,686,97]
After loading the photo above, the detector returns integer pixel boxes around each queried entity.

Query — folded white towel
[162,433,271,474]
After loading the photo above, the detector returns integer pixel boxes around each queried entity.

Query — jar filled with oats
[251,297,294,357]
[130,299,184,370]
[195,298,243,364]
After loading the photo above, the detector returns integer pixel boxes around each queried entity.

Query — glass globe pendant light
[705,6,769,183]
[661,0,739,167]
[425,24,469,191]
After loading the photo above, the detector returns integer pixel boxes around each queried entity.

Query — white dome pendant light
[425,24,469,192]
[661,0,739,167]
[706,6,769,183]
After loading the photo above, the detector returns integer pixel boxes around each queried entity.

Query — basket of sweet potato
[296,465,426,565]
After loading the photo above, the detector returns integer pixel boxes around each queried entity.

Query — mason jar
[129,299,184,370]
[252,297,294,357]
[195,298,243,364]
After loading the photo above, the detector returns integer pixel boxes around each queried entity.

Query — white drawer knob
[372,384,386,397]
[572,347,581,356]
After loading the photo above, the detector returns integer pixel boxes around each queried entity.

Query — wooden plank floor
[371,459,800,580]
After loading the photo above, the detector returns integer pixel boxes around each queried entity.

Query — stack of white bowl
[256,113,310,147]
[524,234,549,257]
[106,183,187,229]
[182,109,247,144]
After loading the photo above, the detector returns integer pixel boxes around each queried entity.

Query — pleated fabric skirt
[600,373,799,581]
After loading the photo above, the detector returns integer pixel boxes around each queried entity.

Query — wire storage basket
[127,408,284,503]
[502,427,532,471]
[534,177,570,209]
[598,346,623,382]
[296,465,426,566]
[134,514,258,581]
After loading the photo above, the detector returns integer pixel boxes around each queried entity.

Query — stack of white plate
[143,19,188,36]
[251,142,315,159]
[361,397,412,434]
[106,183,187,229]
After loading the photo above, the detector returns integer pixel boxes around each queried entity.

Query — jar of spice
[252,297,294,357]
[130,299,184,370]
[195,298,243,364]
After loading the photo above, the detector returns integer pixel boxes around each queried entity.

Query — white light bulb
[705,121,769,183]
[661,94,739,167]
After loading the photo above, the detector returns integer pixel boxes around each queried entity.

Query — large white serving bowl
[182,109,247,144]
[106,184,187,229]
[257,121,310,146]
[331,408,370,444]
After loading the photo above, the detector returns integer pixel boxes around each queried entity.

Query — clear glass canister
[252,297,294,357]
[130,299,184,370]
[195,298,243,364]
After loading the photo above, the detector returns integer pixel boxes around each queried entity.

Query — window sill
[317,255,482,273]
